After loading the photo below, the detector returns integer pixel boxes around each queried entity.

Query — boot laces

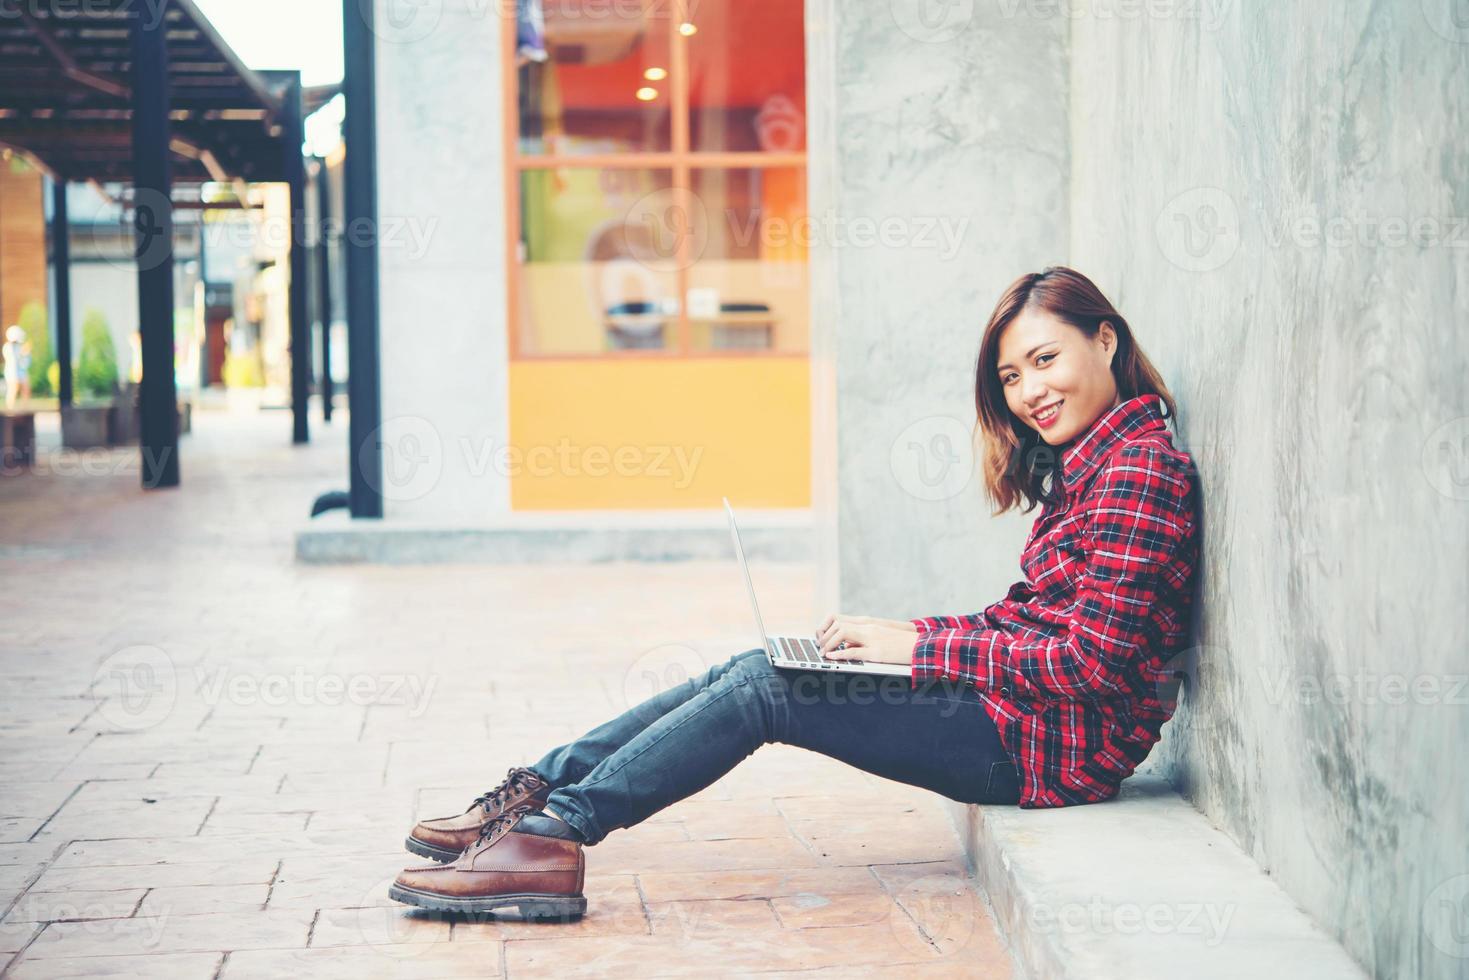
[477,801,537,843]
[472,766,541,813]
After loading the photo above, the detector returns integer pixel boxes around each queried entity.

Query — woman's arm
[910,613,988,631]
[910,442,1196,700]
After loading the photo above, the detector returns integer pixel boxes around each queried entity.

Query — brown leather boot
[390,802,587,920]
[405,766,552,863]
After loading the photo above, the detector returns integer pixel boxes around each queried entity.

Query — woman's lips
[1034,401,1063,429]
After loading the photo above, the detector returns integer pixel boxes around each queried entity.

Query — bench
[0,410,36,471]
[946,773,1368,978]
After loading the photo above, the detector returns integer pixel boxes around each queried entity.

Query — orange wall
[509,357,811,509]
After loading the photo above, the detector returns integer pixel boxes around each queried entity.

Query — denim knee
[730,647,768,668]
[729,648,780,681]
[700,647,767,690]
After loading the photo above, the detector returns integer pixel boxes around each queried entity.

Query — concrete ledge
[295,508,812,564]
[945,774,1368,980]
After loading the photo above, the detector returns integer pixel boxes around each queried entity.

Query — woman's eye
[1037,353,1056,366]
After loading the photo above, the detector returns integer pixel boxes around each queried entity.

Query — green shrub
[75,309,119,401]
[18,301,55,396]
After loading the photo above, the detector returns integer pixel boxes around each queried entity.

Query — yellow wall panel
[509,357,811,509]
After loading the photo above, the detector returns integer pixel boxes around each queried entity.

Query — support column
[281,72,310,445]
[314,157,334,423]
[342,0,382,517]
[129,2,179,489]
[49,177,73,407]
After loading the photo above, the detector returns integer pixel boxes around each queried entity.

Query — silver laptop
[724,497,910,677]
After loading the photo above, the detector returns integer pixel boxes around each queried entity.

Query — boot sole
[388,883,587,921]
[404,836,464,864]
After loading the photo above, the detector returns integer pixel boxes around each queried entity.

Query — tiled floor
[0,401,1011,978]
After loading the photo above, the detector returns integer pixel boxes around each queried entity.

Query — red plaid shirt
[910,394,1199,808]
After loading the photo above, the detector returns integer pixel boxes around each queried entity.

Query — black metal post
[130,3,179,489]
[343,0,382,517]
[197,218,210,389]
[314,157,335,422]
[281,72,310,445]
[50,177,73,407]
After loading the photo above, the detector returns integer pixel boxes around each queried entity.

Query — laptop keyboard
[772,635,851,665]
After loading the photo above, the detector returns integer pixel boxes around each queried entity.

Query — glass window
[687,1,806,154]
[508,0,807,358]
[516,167,679,355]
[518,0,673,156]
[685,167,808,352]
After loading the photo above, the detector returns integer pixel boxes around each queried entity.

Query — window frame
[500,0,808,360]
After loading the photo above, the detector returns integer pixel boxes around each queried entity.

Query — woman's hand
[816,614,919,665]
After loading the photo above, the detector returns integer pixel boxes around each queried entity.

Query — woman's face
[996,308,1120,446]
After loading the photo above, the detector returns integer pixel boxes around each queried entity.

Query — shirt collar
[1057,393,1169,498]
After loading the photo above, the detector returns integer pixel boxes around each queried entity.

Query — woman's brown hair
[974,266,1177,515]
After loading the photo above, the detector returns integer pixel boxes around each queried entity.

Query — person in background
[2,325,31,409]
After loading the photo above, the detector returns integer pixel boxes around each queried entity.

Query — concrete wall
[374,0,511,520]
[811,3,1466,978]
[805,0,1070,624]
[1066,5,1469,979]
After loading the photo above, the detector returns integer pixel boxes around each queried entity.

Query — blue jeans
[531,647,1020,845]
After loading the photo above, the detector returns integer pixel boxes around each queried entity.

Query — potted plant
[60,309,118,449]
[18,301,54,400]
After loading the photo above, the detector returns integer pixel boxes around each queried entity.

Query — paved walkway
[0,400,1010,978]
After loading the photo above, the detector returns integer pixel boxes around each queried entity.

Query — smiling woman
[899,266,1200,808]
[974,267,1180,515]
[388,266,1200,922]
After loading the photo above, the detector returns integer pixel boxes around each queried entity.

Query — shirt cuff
[908,629,941,688]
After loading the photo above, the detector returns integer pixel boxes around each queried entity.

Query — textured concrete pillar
[1067,6,1467,978]
[374,0,511,520]
[805,0,1070,622]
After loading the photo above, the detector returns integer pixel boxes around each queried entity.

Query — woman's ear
[1098,320,1118,368]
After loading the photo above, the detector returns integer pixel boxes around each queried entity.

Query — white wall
[373,0,512,521]
[805,0,1070,624]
